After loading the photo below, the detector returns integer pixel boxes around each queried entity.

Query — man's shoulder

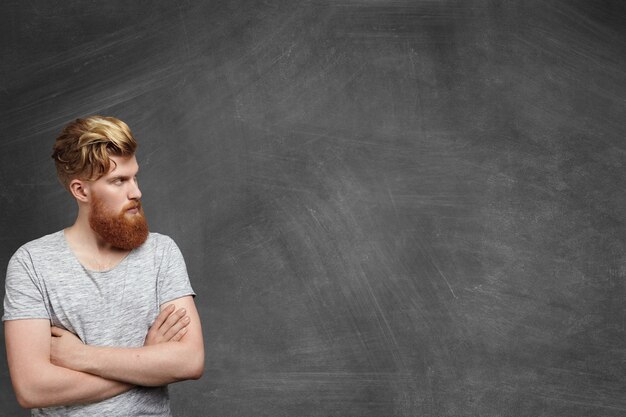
[13,230,64,257]
[136,232,180,255]
[144,232,176,248]
[133,233,185,267]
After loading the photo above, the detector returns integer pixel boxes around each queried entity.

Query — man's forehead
[106,155,139,175]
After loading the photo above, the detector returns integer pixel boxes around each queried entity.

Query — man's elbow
[187,353,205,380]
[15,392,34,409]
[178,351,204,381]
[9,365,58,409]
[12,377,59,409]
[13,385,43,409]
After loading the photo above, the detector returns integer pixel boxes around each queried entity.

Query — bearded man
[3,116,204,416]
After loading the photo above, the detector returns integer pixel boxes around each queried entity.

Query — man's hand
[50,327,87,371]
[144,304,190,346]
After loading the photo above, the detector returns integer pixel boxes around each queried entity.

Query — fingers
[162,311,191,341]
[170,325,188,342]
[152,304,176,331]
[145,305,191,345]
[161,307,187,331]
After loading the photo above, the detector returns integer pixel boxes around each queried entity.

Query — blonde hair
[52,116,138,190]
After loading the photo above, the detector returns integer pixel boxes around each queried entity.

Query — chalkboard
[1,1,624,416]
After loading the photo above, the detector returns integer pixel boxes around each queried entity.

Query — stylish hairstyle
[52,116,137,190]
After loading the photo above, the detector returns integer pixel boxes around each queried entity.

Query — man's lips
[125,203,141,214]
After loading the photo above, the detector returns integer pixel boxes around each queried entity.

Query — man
[3,116,204,416]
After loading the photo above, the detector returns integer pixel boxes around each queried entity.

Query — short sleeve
[2,248,50,321]
[156,237,195,306]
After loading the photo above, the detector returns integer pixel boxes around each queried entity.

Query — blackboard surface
[1,1,624,416]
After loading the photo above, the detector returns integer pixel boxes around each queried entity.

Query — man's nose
[129,180,142,200]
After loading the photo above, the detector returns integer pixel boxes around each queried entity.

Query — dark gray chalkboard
[1,1,624,416]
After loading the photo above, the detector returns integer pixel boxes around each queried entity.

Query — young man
[3,116,204,416]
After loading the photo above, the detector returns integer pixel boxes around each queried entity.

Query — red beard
[88,195,149,250]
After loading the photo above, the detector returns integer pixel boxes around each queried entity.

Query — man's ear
[69,179,89,203]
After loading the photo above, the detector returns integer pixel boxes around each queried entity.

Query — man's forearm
[12,362,133,409]
[48,296,204,388]
[4,319,134,410]
[70,341,204,386]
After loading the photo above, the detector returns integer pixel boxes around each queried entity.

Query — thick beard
[88,194,149,250]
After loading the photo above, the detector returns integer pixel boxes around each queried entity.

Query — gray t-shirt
[3,230,195,416]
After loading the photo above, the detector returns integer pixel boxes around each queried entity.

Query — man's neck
[64,215,130,271]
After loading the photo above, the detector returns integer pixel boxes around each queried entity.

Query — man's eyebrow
[108,174,132,181]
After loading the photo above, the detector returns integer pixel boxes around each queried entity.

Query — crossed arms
[4,296,204,409]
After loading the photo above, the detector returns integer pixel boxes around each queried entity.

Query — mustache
[123,201,142,211]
